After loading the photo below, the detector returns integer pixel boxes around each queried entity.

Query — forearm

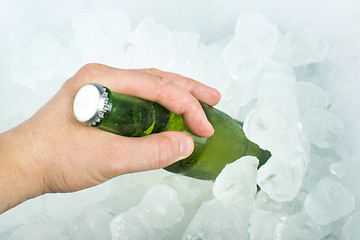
[0,127,45,214]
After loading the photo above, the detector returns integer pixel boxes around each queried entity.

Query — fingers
[104,131,194,176]
[73,64,218,137]
[134,68,221,106]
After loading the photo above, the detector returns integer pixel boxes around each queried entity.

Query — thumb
[113,131,194,174]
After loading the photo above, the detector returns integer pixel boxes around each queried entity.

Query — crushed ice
[0,1,360,239]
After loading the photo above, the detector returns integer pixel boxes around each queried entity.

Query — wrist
[0,124,46,213]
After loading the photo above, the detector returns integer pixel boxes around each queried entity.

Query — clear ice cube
[182,199,248,240]
[139,184,184,229]
[302,107,344,148]
[160,175,213,205]
[342,212,360,240]
[110,184,184,239]
[257,151,309,201]
[0,196,42,229]
[248,210,322,240]
[66,205,113,240]
[10,33,78,89]
[304,177,355,225]
[213,156,259,207]
[223,14,279,79]
[273,30,330,67]
[8,215,62,240]
[44,181,111,221]
[110,206,168,240]
[294,82,330,116]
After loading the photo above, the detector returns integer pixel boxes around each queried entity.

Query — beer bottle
[73,83,270,180]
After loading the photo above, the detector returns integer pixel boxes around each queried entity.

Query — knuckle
[61,76,76,90]
[149,75,173,102]
[145,69,169,85]
[79,63,102,73]
[146,68,172,87]
[165,96,198,116]
[156,75,171,87]
[62,63,103,90]
[179,98,198,114]
[76,63,103,80]
[147,67,164,76]
[103,145,125,176]
[153,136,175,169]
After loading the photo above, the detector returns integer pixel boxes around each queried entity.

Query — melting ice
[1,0,360,239]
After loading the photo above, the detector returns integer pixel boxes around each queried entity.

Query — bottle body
[164,105,270,179]
[95,87,270,180]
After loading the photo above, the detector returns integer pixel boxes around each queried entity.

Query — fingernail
[208,122,215,135]
[179,137,193,159]
[204,119,214,137]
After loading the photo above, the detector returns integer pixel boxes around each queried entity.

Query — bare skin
[0,64,221,214]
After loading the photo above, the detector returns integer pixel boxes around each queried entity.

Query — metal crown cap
[73,83,113,126]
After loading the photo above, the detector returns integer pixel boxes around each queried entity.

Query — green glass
[97,87,271,180]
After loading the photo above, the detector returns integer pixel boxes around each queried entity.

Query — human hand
[0,64,220,213]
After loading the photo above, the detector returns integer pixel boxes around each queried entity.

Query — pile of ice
[1,1,360,239]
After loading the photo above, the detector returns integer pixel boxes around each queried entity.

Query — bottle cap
[73,83,112,126]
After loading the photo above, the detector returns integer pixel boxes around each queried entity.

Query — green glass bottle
[73,83,270,180]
